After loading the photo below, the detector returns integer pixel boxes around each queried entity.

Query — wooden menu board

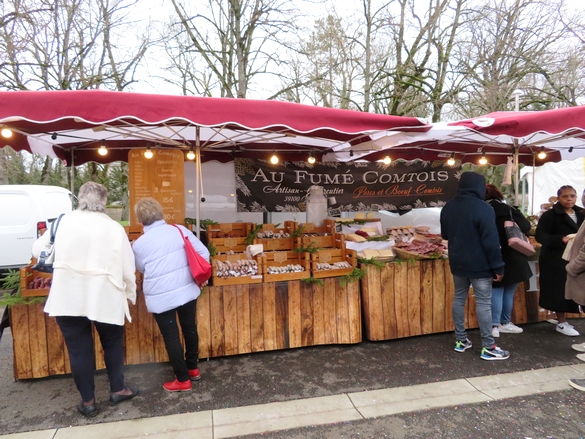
[128,148,185,225]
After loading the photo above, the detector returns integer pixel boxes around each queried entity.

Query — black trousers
[56,316,125,403]
[153,299,199,382]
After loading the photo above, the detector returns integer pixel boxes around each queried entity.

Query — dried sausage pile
[394,239,446,256]
[27,276,52,289]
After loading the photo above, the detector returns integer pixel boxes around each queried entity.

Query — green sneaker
[454,338,472,352]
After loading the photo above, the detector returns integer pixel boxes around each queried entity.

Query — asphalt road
[2,306,585,438]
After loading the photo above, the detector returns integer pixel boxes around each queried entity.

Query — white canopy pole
[195,127,201,237]
[513,143,520,206]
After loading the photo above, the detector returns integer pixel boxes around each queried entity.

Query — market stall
[10,277,361,380]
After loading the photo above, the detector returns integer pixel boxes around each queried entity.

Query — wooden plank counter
[360,259,584,341]
[9,278,362,380]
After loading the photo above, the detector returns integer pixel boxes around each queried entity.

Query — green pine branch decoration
[357,257,386,268]
[244,223,263,245]
[300,277,325,286]
[339,267,366,287]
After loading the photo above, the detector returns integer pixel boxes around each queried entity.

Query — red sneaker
[188,368,201,381]
[163,379,192,392]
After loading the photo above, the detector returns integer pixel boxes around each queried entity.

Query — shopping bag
[172,225,212,287]
[504,207,535,257]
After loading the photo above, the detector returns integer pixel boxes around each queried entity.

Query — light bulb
[1,128,12,138]
[187,150,195,160]
[447,153,455,166]
[98,145,108,156]
[270,153,279,164]
[144,148,154,159]
[479,155,488,165]
[537,147,546,160]
[383,155,391,165]
[308,155,316,164]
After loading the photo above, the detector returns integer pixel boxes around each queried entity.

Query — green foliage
[293,242,322,254]
[357,257,386,268]
[245,223,263,245]
[1,269,20,292]
[0,270,46,307]
[300,277,324,286]
[207,241,217,257]
[290,224,306,238]
[462,163,526,210]
[185,218,218,230]
[339,267,366,287]
[366,235,389,242]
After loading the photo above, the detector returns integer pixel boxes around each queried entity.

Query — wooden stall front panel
[197,279,361,359]
[11,279,361,380]
[360,259,581,341]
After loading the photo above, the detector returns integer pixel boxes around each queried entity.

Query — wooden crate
[260,251,310,282]
[19,266,51,297]
[296,220,336,236]
[124,224,143,241]
[253,221,298,251]
[211,254,263,286]
[206,222,252,239]
[297,234,344,250]
[310,247,357,278]
[209,236,249,254]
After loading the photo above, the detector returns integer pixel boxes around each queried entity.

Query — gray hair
[77,182,107,213]
[135,197,164,226]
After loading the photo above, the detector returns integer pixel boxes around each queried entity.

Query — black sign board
[235,158,461,213]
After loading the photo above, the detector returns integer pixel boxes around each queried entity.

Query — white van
[0,185,73,270]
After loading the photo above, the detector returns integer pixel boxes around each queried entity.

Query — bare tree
[452,0,578,116]
[168,0,301,98]
[0,0,151,91]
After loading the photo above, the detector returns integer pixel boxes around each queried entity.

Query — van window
[42,191,72,220]
[0,193,33,226]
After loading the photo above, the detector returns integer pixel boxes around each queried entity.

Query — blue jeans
[452,275,495,349]
[492,283,518,326]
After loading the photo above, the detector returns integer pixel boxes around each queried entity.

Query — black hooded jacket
[440,172,505,279]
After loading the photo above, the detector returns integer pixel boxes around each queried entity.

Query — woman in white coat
[132,197,210,392]
[32,182,138,417]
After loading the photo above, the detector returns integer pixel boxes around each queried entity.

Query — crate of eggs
[211,254,263,286]
[253,221,298,251]
[259,250,310,283]
[310,248,357,278]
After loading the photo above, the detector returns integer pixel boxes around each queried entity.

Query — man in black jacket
[440,172,510,360]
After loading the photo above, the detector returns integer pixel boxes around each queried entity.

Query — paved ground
[2,305,585,438]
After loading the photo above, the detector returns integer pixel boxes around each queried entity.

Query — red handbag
[172,225,212,287]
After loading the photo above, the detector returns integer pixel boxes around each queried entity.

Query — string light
[383,155,391,165]
[187,149,195,160]
[569,147,574,153]
[51,133,57,140]
[349,150,354,157]
[144,148,154,159]
[479,154,488,165]
[537,146,547,160]
[1,128,12,138]
[308,150,316,164]
[447,153,455,166]
[270,151,279,164]
[98,141,108,156]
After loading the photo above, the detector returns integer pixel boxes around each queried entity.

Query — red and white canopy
[0,90,429,165]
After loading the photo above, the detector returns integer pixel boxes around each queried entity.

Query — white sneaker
[557,322,580,336]
[498,323,523,334]
[572,343,585,352]
[492,327,500,338]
